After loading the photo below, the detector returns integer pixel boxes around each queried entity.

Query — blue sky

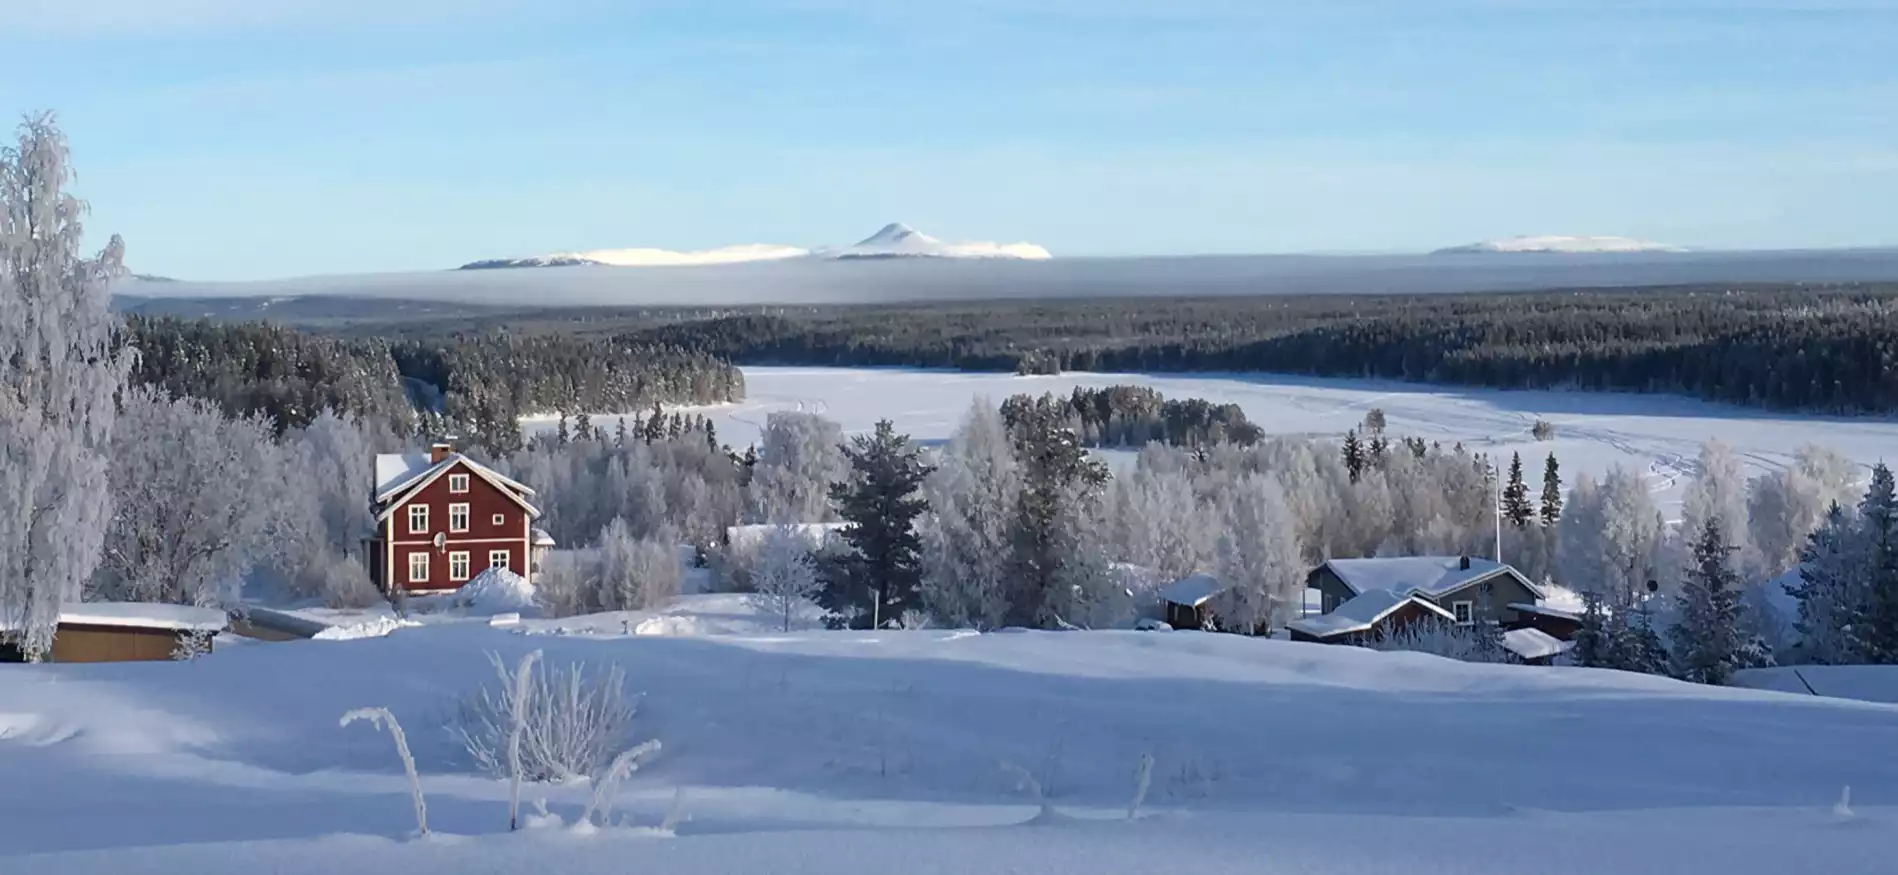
[3,1,1895,281]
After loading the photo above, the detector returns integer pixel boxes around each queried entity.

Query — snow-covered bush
[450,566,537,615]
[454,653,643,782]
[1371,618,1518,664]
[533,519,681,618]
[294,545,382,609]
[746,524,822,631]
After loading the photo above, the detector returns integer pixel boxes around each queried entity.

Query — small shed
[1,603,228,663]
[1158,573,1229,631]
[1285,589,1456,645]
[1502,627,1574,666]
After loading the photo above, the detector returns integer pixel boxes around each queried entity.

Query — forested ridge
[123,316,744,446]
[595,284,1898,414]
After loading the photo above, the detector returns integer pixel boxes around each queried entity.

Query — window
[448,473,470,493]
[492,513,506,526]
[1451,601,1474,626]
[449,503,470,533]
[408,552,429,584]
[408,504,428,534]
[449,551,471,581]
[489,549,511,570]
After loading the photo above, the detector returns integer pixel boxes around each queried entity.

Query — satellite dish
[433,532,446,553]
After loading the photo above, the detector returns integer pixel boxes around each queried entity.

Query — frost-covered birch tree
[747,524,821,631]
[747,411,847,524]
[0,114,133,656]
[93,387,283,607]
[1749,444,1859,578]
[918,399,1022,629]
[1209,474,1303,632]
[1676,439,1757,580]
[1556,467,1666,599]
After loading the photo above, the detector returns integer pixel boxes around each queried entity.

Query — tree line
[613,288,1898,414]
[1000,385,1263,449]
[124,316,745,452]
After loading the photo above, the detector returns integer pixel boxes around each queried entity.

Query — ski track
[529,367,1898,519]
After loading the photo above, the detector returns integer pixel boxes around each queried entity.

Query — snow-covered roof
[373,452,541,520]
[1286,590,1454,639]
[1503,627,1573,661]
[374,453,434,495]
[1324,556,1545,600]
[1158,573,1227,608]
[1508,602,1580,622]
[532,527,557,547]
[55,602,227,633]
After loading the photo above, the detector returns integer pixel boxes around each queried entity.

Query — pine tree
[642,402,665,444]
[574,412,594,443]
[1571,590,1611,668]
[613,417,628,449]
[1859,464,1898,662]
[1539,453,1563,526]
[1367,434,1389,468]
[1502,451,1533,528]
[555,412,571,446]
[705,419,720,453]
[818,420,933,629]
[1342,429,1365,483]
[1670,517,1759,685]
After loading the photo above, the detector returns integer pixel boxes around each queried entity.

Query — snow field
[526,366,1898,521]
[4,607,1898,873]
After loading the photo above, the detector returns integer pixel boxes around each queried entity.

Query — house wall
[384,460,530,592]
[48,624,201,663]
[1433,574,1540,625]
[1308,567,1356,613]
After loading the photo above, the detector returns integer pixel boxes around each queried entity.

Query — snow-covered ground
[5,596,1896,874]
[528,366,1898,520]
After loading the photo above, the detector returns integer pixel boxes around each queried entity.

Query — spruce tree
[555,412,571,446]
[613,417,628,449]
[1367,434,1389,468]
[1007,403,1109,628]
[1342,429,1365,483]
[818,420,933,629]
[1571,590,1610,668]
[1502,451,1533,528]
[574,411,594,443]
[1670,517,1756,685]
[1787,502,1863,664]
[1538,453,1563,526]
[1859,464,1898,662]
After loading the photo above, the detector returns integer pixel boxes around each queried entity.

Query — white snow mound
[310,615,417,640]
[448,567,538,615]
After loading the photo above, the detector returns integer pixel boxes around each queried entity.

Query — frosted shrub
[1372,618,1518,664]
[1531,419,1557,441]
[455,652,643,782]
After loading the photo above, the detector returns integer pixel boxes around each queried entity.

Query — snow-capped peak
[831,222,1051,261]
[1434,235,1686,255]
[856,222,931,247]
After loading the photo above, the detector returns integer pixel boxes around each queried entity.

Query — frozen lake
[524,366,1898,519]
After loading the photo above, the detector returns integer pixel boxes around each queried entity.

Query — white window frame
[449,551,471,582]
[449,502,470,533]
[408,552,429,584]
[492,513,506,526]
[408,504,428,534]
[1451,600,1474,626]
[448,473,470,494]
[489,549,511,570]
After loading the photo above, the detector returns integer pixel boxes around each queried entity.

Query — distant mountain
[823,223,1053,261]
[1434,235,1686,255]
[457,223,1049,270]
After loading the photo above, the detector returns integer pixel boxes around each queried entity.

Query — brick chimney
[429,438,455,464]
[1459,555,1471,571]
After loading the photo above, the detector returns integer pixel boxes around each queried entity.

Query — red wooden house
[367,441,549,594]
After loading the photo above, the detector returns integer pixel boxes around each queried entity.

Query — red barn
[367,441,547,594]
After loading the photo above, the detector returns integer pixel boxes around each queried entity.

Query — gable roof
[1508,602,1581,623]
[1286,590,1455,639]
[373,453,541,521]
[1158,573,1227,608]
[1323,556,1546,601]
